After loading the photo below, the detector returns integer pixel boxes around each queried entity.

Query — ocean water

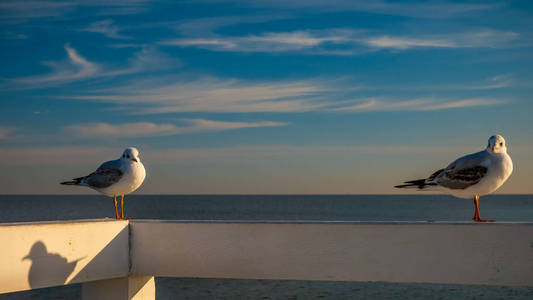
[2,194,533,223]
[1,194,533,299]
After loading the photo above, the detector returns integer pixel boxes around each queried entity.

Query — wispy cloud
[63,75,510,114]
[64,119,288,138]
[364,36,453,49]
[470,74,514,90]
[209,0,499,19]
[0,0,150,23]
[6,44,179,89]
[331,98,508,112]
[104,45,181,76]
[162,28,519,54]
[364,30,519,50]
[67,77,332,113]
[180,119,289,132]
[175,14,289,36]
[161,30,351,52]
[80,19,131,39]
[14,44,100,87]
[364,74,515,92]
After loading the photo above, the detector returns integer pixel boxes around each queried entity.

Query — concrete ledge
[130,220,533,286]
[130,219,533,225]
[2,219,533,295]
[0,219,129,294]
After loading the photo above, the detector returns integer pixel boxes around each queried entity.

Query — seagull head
[121,147,141,163]
[487,135,507,154]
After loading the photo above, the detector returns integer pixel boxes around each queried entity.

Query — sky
[0,0,532,194]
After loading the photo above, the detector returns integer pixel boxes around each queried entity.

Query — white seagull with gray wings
[395,135,513,222]
[61,147,146,219]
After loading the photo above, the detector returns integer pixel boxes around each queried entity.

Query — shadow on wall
[23,241,84,289]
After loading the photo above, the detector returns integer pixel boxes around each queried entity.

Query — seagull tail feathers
[395,168,443,190]
[394,179,437,190]
[60,177,85,186]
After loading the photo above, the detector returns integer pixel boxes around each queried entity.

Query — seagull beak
[492,146,496,152]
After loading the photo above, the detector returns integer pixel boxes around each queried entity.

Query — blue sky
[1,0,532,194]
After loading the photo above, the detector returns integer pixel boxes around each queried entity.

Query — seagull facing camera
[121,147,140,163]
[487,134,507,154]
[60,147,146,219]
[395,135,513,222]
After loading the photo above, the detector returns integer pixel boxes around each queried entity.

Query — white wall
[130,221,533,286]
[0,219,129,294]
[2,219,533,296]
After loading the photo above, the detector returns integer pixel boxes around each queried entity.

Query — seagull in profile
[395,135,513,222]
[61,147,146,219]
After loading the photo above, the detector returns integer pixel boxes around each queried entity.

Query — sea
[1,194,533,299]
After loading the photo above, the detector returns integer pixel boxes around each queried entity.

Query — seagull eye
[499,142,503,146]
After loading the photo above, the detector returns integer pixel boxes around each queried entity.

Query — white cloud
[418,98,508,111]
[164,38,237,49]
[63,74,512,114]
[364,30,519,50]
[0,0,150,22]
[208,0,499,19]
[65,122,179,138]
[366,74,515,92]
[6,44,179,89]
[180,119,289,132]
[162,28,519,54]
[364,36,454,49]
[331,98,508,112]
[67,77,331,113]
[64,119,289,138]
[80,20,131,39]
[242,31,346,49]
[104,46,181,76]
[161,29,355,53]
[14,44,100,86]
[175,14,288,36]
[472,74,513,89]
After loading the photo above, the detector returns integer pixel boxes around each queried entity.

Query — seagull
[61,147,146,220]
[395,135,513,222]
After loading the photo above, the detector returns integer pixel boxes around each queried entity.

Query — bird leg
[119,195,135,220]
[472,196,494,222]
[113,195,119,219]
[120,195,124,220]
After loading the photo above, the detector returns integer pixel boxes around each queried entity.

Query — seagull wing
[83,159,123,188]
[434,150,489,190]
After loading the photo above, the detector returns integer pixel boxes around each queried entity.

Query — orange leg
[472,196,494,222]
[120,195,124,219]
[113,195,119,219]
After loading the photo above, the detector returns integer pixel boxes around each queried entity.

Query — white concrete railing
[1,220,533,299]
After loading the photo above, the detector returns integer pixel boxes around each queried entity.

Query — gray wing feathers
[84,159,123,188]
[434,151,489,189]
